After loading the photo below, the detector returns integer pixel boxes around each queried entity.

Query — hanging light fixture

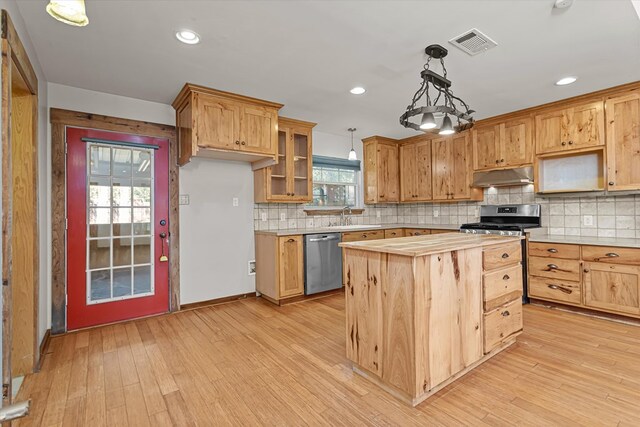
[46,0,89,27]
[400,44,474,135]
[347,128,358,161]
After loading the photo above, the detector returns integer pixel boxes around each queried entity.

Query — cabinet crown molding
[172,82,284,110]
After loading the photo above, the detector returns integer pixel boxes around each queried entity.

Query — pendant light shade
[439,115,455,135]
[419,112,437,130]
[46,0,89,26]
[347,128,358,161]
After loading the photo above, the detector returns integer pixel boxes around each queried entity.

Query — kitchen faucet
[341,206,353,226]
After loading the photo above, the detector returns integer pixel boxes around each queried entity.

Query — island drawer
[581,246,640,265]
[528,276,582,305]
[483,243,522,271]
[483,299,523,353]
[528,242,580,260]
[528,256,581,282]
[483,265,522,311]
[384,228,404,239]
[341,230,384,243]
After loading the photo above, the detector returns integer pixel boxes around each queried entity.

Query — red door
[66,127,170,330]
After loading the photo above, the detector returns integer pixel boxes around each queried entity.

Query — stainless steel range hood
[472,166,533,188]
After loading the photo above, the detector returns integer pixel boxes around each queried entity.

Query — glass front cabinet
[254,117,315,203]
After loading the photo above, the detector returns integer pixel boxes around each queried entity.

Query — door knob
[159,232,167,239]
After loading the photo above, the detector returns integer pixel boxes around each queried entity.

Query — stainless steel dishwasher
[304,233,343,295]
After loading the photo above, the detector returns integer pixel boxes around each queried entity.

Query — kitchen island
[340,233,524,406]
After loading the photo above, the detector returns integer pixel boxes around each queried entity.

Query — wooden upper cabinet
[399,139,432,202]
[363,136,399,204]
[605,91,640,191]
[433,132,481,201]
[473,117,532,171]
[535,100,604,154]
[254,117,315,203]
[172,83,283,166]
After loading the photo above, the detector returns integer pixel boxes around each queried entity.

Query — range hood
[472,166,534,188]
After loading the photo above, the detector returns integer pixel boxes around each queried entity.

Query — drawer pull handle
[501,253,509,259]
[501,310,510,317]
[362,234,367,238]
[547,264,558,270]
[548,284,572,294]
[547,248,558,253]
[605,252,619,258]
[287,238,296,243]
[502,274,510,280]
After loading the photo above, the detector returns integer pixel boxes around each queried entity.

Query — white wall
[0,1,50,348]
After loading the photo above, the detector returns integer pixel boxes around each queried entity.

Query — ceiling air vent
[449,28,498,56]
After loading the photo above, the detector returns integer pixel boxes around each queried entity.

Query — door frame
[1,9,40,403]
[50,109,180,334]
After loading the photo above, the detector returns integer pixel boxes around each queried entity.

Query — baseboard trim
[36,329,51,372]
[180,292,257,311]
[529,299,640,326]
[259,287,344,306]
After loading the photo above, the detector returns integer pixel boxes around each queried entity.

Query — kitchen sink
[329,225,382,231]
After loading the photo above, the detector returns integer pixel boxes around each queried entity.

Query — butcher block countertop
[339,233,523,257]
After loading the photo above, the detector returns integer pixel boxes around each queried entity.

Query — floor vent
[449,28,498,56]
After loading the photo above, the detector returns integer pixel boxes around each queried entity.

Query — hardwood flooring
[15,294,640,426]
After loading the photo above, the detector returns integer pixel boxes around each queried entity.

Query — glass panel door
[270,128,290,198]
[87,142,154,304]
[293,131,309,198]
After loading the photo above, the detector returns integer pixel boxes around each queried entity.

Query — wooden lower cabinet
[255,233,304,303]
[583,262,640,316]
[404,228,431,237]
[483,300,523,352]
[528,241,640,319]
[384,228,404,239]
[341,230,385,243]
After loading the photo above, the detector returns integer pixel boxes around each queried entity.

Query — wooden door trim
[1,8,39,404]
[50,108,179,334]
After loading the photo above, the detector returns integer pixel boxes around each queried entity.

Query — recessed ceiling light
[176,30,200,45]
[350,87,366,95]
[555,76,577,86]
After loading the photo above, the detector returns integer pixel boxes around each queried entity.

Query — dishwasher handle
[308,235,340,242]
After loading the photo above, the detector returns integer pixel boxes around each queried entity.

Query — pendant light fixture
[46,0,89,27]
[348,128,358,161]
[400,44,474,135]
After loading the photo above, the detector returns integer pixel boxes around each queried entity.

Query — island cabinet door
[344,250,383,375]
[583,262,640,316]
[417,249,484,391]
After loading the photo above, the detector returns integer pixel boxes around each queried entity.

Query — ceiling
[17,0,640,139]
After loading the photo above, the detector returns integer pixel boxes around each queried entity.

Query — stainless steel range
[461,204,542,303]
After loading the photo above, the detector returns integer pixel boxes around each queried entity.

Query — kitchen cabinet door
[606,91,640,191]
[451,132,472,199]
[291,128,312,200]
[278,236,304,298]
[399,143,417,202]
[377,143,399,202]
[196,93,241,150]
[501,117,533,167]
[415,140,433,200]
[567,101,604,151]
[584,262,640,316]
[266,127,291,200]
[431,137,453,200]
[363,141,378,204]
[535,109,567,154]
[240,105,278,154]
[473,124,500,170]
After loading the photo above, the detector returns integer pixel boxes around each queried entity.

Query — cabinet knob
[500,159,504,163]
[568,141,573,145]
[235,140,240,145]
[583,269,589,273]
[495,159,500,164]
[561,142,566,146]
[501,310,510,317]
[241,141,246,145]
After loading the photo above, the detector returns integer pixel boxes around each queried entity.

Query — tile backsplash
[254,184,640,238]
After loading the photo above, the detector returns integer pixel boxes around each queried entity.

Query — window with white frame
[309,156,360,207]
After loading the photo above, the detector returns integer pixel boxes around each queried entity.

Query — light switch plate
[260,212,267,222]
[232,197,239,207]
[179,194,190,205]
[433,209,440,218]
[376,211,381,218]
[280,213,286,222]
[583,215,594,226]
[248,260,256,275]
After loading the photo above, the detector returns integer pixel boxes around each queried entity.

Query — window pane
[133,150,152,178]
[90,270,111,301]
[89,177,111,207]
[312,167,323,181]
[113,208,132,236]
[89,208,111,238]
[133,179,151,206]
[113,268,132,297]
[133,237,151,264]
[322,169,340,183]
[90,146,110,176]
[113,178,132,207]
[340,170,355,183]
[113,237,132,267]
[134,266,151,294]
[113,148,132,177]
[89,239,111,269]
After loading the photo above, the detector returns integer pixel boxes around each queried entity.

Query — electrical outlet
[179,194,190,205]
[232,197,239,207]
[260,212,267,222]
[248,260,256,275]
[433,208,440,218]
[280,213,286,222]
[583,215,594,226]
[376,211,381,218]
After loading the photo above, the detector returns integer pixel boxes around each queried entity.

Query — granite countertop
[254,223,461,237]
[339,233,522,257]
[528,231,640,248]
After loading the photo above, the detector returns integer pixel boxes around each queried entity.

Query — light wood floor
[15,294,640,426]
